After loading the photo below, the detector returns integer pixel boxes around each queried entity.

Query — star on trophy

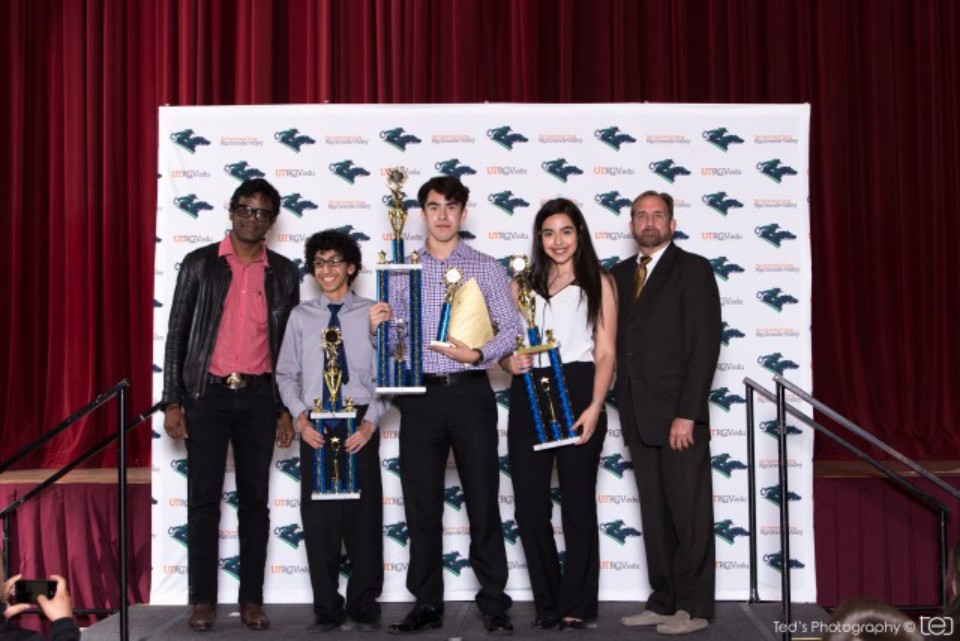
[430,268,464,347]
[510,255,577,450]
[309,327,361,499]
[375,167,426,394]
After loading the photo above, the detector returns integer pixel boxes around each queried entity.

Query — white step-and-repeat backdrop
[152,103,813,604]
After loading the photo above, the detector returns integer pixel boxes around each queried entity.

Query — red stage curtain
[1,0,959,467]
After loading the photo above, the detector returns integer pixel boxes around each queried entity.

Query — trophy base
[311,491,361,501]
[375,263,423,271]
[309,411,357,420]
[429,340,454,348]
[533,436,579,451]
[516,344,555,355]
[376,386,427,395]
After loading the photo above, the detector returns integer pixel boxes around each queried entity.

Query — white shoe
[621,609,674,626]
[656,610,709,635]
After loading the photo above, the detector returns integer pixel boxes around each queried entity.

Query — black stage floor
[84,602,829,640]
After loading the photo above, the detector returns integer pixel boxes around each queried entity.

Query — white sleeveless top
[530,285,594,365]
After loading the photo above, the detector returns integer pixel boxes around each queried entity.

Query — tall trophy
[509,255,577,450]
[375,167,425,394]
[309,327,361,500]
[430,268,464,347]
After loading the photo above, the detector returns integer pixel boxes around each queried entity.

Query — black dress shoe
[307,612,345,633]
[388,605,443,634]
[531,617,560,630]
[483,612,514,636]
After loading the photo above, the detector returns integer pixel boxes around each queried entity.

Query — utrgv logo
[761,485,801,507]
[721,322,745,346]
[649,159,691,183]
[224,161,265,181]
[710,256,745,280]
[274,523,305,549]
[702,192,744,216]
[168,524,189,548]
[382,457,401,477]
[764,551,805,573]
[488,191,530,215]
[709,387,747,412]
[219,555,241,580]
[275,128,316,152]
[595,191,632,216]
[222,491,240,509]
[170,129,210,153]
[384,521,410,546]
[594,126,636,150]
[755,223,797,248]
[711,453,748,478]
[542,158,584,183]
[600,454,633,479]
[170,458,189,478]
[334,225,371,241]
[487,126,529,150]
[495,389,511,410]
[759,420,802,439]
[329,160,370,184]
[502,519,520,545]
[281,193,319,217]
[173,194,214,219]
[442,551,471,576]
[702,127,744,152]
[714,519,750,544]
[444,486,466,511]
[600,256,621,272]
[380,127,422,151]
[498,455,511,477]
[757,159,798,183]
[758,353,800,375]
[435,159,477,179]
[757,288,799,312]
[599,520,642,545]
[275,457,301,482]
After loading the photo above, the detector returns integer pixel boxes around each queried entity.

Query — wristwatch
[472,349,485,366]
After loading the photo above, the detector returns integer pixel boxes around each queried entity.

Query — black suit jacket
[611,243,722,447]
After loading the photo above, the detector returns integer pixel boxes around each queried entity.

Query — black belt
[422,370,488,387]
[207,372,271,390]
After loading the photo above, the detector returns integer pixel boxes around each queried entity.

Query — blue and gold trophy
[309,327,360,500]
[375,167,426,394]
[510,255,578,451]
[429,268,464,348]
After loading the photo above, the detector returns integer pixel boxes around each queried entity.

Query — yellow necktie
[633,255,652,302]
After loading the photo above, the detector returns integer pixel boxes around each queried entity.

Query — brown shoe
[188,603,217,631]
[240,602,271,631]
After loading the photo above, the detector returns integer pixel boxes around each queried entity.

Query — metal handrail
[0,381,160,641]
[743,377,952,641]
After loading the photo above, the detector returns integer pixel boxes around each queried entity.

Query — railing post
[938,510,949,610]
[745,383,760,603]
[118,386,129,641]
[776,379,792,641]
[2,515,9,584]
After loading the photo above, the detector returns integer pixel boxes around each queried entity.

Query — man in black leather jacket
[161,178,299,632]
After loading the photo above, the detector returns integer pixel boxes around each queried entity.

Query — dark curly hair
[304,229,363,285]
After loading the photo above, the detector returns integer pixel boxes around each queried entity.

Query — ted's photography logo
[758,352,800,375]
[329,160,370,184]
[274,523,305,549]
[443,552,471,576]
[275,128,316,152]
[710,256,745,280]
[281,193,319,217]
[757,288,799,312]
[380,127,422,151]
[595,191,632,216]
[170,129,210,153]
[487,126,529,150]
[594,126,636,150]
[649,159,691,183]
[488,191,530,216]
[721,322,745,346]
[173,194,214,219]
[275,457,301,482]
[755,223,797,247]
[435,158,477,178]
[757,159,798,183]
[709,387,746,412]
[599,520,642,545]
[703,192,744,216]
[714,519,750,544]
[711,453,747,478]
[542,158,584,182]
[702,127,744,152]
[224,161,265,181]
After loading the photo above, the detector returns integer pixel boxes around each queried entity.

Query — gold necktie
[633,255,652,301]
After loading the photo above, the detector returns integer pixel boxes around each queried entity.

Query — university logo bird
[442,552,472,576]
[761,485,802,507]
[170,458,189,478]
[721,322,745,346]
[595,191,632,215]
[488,191,530,215]
[444,486,466,510]
[710,256,745,280]
[714,519,750,545]
[758,352,800,375]
[502,520,521,545]
[380,127,422,151]
[173,194,214,219]
[224,161,265,181]
[755,223,797,248]
[339,554,352,579]
[383,457,402,477]
[435,158,477,178]
[703,192,744,216]
[498,455,511,477]
[275,128,316,152]
[759,420,802,439]
[649,159,691,183]
[702,127,744,152]
[274,523,305,549]
[709,387,747,412]
[594,126,637,150]
[711,453,748,478]
[281,193,319,217]
[495,389,511,410]
[329,160,370,184]
[757,288,799,312]
[600,453,633,479]
[542,158,584,183]
[600,520,642,545]
[381,193,420,211]
[168,524,189,548]
[275,457,301,483]
[219,555,242,580]
[334,225,371,241]
[764,552,805,573]
[550,486,563,506]
[600,256,621,272]
[757,159,798,183]
[487,126,528,150]
[384,521,410,546]
[222,491,240,509]
[170,128,210,153]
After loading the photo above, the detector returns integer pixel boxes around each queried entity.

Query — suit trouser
[628,427,715,619]
[397,375,512,615]
[299,405,383,619]
[183,377,276,604]
[507,361,606,621]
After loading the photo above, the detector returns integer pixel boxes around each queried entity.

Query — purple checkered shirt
[391,240,520,375]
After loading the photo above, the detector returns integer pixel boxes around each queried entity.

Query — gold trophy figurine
[510,255,537,330]
[322,327,344,410]
[386,167,409,244]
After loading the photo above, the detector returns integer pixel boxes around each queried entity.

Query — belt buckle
[224,372,246,390]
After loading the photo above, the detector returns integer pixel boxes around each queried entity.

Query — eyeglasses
[233,205,275,222]
[313,257,346,268]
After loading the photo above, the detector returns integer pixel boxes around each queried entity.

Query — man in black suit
[611,190,721,635]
